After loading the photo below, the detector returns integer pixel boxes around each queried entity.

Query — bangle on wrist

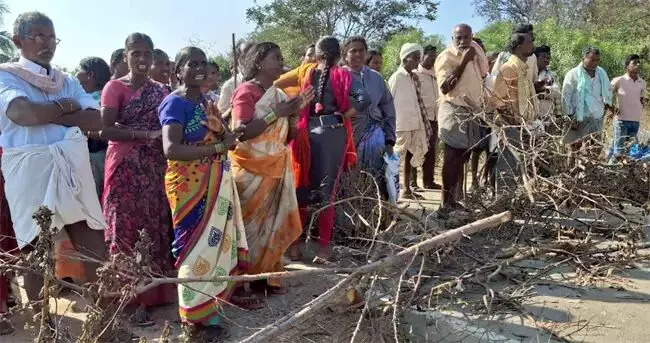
[263,111,278,125]
[53,99,65,114]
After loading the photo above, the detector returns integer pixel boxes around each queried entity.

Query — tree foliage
[471,0,590,28]
[476,20,648,83]
[0,1,17,62]
[246,0,439,67]
[210,54,232,83]
[381,28,444,78]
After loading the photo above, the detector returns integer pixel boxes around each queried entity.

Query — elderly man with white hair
[388,42,432,199]
[435,23,487,211]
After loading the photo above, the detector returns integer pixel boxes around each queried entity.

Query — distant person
[303,43,316,64]
[414,45,441,190]
[388,43,432,199]
[535,45,562,119]
[608,54,647,162]
[562,46,613,152]
[109,48,128,80]
[202,60,220,102]
[150,48,172,89]
[469,37,491,190]
[366,50,383,73]
[217,40,255,115]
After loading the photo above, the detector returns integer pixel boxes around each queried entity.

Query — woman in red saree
[100,33,174,325]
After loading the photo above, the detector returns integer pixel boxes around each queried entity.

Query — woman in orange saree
[230,42,311,292]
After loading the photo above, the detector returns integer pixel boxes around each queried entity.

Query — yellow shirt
[434,45,484,109]
[493,55,537,122]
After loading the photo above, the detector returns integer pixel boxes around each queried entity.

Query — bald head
[453,24,473,51]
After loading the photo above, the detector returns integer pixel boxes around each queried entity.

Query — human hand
[272,97,302,118]
[384,144,394,156]
[461,46,476,64]
[223,125,245,149]
[200,100,224,133]
[61,98,81,113]
[344,108,357,118]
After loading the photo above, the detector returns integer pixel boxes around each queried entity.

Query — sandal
[231,293,265,310]
[267,285,288,295]
[130,306,155,327]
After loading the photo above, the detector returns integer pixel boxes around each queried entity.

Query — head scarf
[400,43,423,62]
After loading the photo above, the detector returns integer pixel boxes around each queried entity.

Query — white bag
[383,152,400,205]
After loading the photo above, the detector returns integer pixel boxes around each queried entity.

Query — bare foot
[0,318,13,335]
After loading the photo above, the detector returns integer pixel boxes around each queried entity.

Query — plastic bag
[383,152,400,205]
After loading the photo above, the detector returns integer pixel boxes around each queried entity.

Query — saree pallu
[356,121,386,177]
[230,86,302,287]
[166,157,248,326]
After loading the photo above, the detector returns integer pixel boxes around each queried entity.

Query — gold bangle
[263,111,277,125]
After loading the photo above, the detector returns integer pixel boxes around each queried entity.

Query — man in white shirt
[562,46,613,150]
[217,40,255,116]
[413,45,441,190]
[388,43,431,199]
[0,12,106,326]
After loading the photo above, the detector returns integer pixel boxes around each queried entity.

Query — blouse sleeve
[231,83,262,126]
[101,80,123,109]
[159,95,188,127]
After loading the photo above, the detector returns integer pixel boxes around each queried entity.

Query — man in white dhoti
[0,11,107,323]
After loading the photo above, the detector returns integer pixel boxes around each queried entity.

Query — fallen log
[240,211,513,343]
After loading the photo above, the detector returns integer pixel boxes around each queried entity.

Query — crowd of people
[0,10,646,339]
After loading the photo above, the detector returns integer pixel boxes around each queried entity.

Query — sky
[1,0,486,69]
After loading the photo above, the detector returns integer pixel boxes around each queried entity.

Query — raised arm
[438,47,475,95]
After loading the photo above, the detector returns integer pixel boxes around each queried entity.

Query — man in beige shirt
[413,45,441,190]
[388,43,432,199]
[435,23,484,210]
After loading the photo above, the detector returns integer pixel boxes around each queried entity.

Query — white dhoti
[395,129,428,168]
[1,127,106,248]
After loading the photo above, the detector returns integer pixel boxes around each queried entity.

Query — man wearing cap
[388,43,432,199]
[435,24,484,211]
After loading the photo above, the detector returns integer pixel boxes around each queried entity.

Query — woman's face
[204,64,220,91]
[259,48,285,81]
[151,55,171,84]
[179,51,207,88]
[75,69,94,93]
[126,41,153,77]
[345,41,366,70]
[368,54,382,72]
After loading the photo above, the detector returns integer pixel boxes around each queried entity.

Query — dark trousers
[410,120,439,187]
[442,144,470,207]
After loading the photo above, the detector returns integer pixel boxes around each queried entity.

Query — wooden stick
[240,211,513,343]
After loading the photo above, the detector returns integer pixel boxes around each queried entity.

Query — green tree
[471,0,590,28]
[246,0,439,67]
[381,28,444,78]
[476,20,645,82]
[0,1,17,63]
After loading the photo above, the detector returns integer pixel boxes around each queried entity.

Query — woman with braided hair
[275,36,369,260]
